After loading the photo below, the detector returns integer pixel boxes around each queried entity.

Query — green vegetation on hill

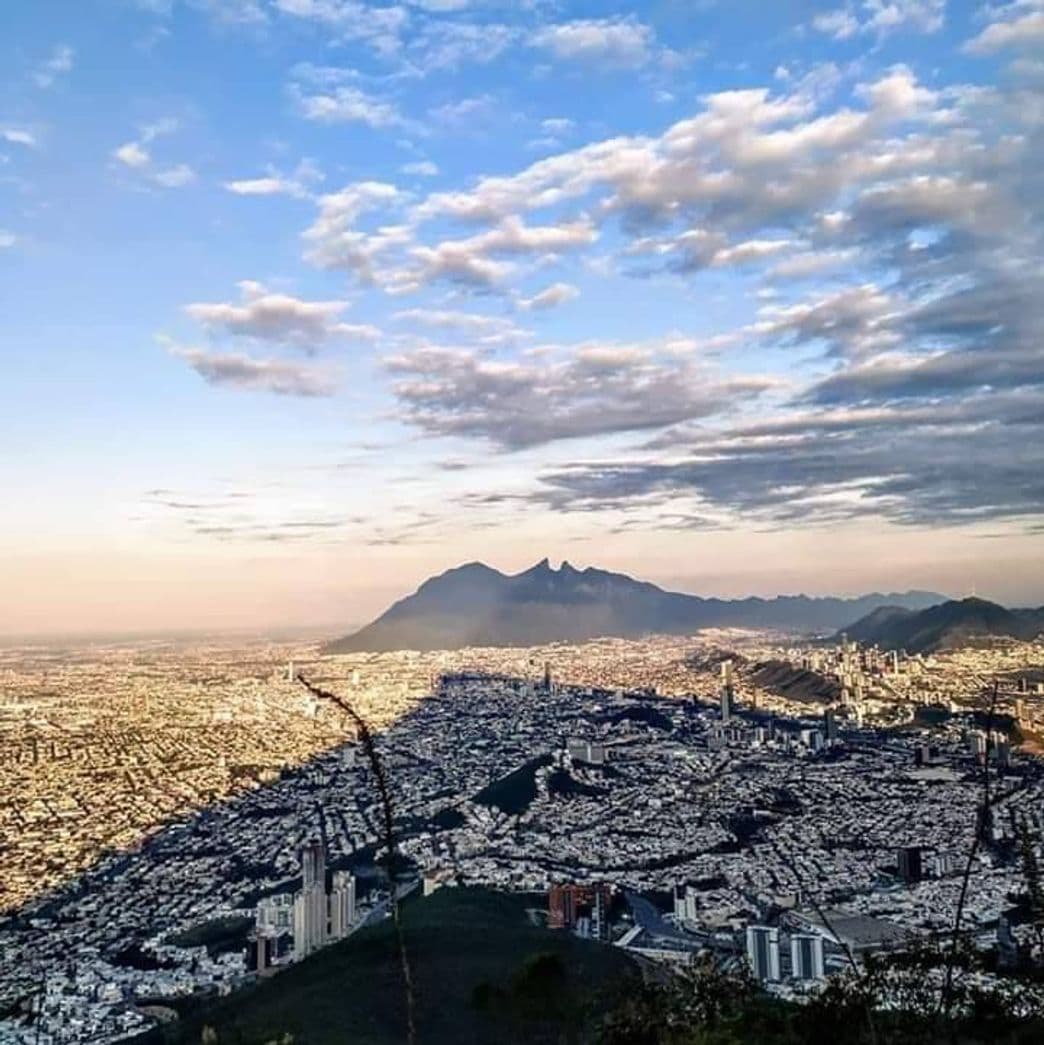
[167,917,254,958]
[139,888,638,1045]
[473,754,553,815]
[839,597,1044,653]
[132,889,1044,1045]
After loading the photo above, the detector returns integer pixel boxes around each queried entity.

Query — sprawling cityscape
[6,0,1044,1041]
[3,623,1043,1042]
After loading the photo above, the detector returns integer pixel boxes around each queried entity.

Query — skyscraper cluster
[255,839,358,964]
[746,925,825,983]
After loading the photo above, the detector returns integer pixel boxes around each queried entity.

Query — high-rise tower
[293,839,328,958]
[720,660,734,723]
[746,925,781,981]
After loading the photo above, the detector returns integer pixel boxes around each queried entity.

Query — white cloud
[0,230,16,249]
[400,160,439,177]
[518,282,580,310]
[114,142,151,169]
[112,119,195,189]
[392,307,526,343]
[387,217,596,293]
[531,16,655,68]
[292,84,403,127]
[862,0,945,34]
[385,341,778,448]
[152,163,197,188]
[1,128,37,148]
[407,21,516,74]
[407,0,471,10]
[33,44,74,89]
[541,118,575,135]
[185,280,378,347]
[813,8,860,38]
[712,239,794,266]
[429,94,497,127]
[964,5,1044,54]
[224,159,323,198]
[274,0,409,56]
[168,342,337,397]
[813,1,945,39]
[404,242,515,290]
[225,175,296,196]
[302,181,406,277]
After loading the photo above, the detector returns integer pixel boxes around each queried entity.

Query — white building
[746,926,781,982]
[790,933,825,981]
[328,871,356,939]
[292,841,328,959]
[672,883,698,924]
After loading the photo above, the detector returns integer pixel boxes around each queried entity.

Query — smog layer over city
[3,2,1044,1044]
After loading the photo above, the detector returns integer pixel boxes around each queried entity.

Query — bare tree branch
[940,678,999,1027]
[297,675,417,1045]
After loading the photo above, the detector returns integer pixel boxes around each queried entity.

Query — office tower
[746,926,781,982]
[328,871,356,939]
[673,884,698,924]
[968,731,987,762]
[548,884,609,933]
[592,886,609,942]
[823,708,838,743]
[897,846,923,884]
[548,884,577,930]
[293,840,328,959]
[566,738,606,765]
[301,839,325,889]
[790,934,825,981]
[672,883,686,920]
[720,660,734,723]
[995,736,1012,767]
[287,661,296,682]
[801,728,824,752]
[543,661,552,693]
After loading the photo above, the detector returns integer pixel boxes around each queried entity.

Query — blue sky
[2,1,1043,634]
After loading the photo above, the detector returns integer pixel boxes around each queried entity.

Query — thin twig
[770,814,880,1045]
[940,678,999,1027]
[298,675,417,1045]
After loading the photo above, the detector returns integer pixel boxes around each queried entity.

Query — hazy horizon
[3,1,1043,636]
[6,546,1044,641]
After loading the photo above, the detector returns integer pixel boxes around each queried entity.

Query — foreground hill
[326,559,944,653]
[135,888,637,1045]
[133,887,1044,1045]
[839,597,1044,653]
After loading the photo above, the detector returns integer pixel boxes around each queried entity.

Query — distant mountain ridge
[324,559,946,654]
[838,596,1044,653]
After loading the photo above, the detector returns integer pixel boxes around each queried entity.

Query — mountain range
[324,559,945,654]
[839,596,1044,653]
